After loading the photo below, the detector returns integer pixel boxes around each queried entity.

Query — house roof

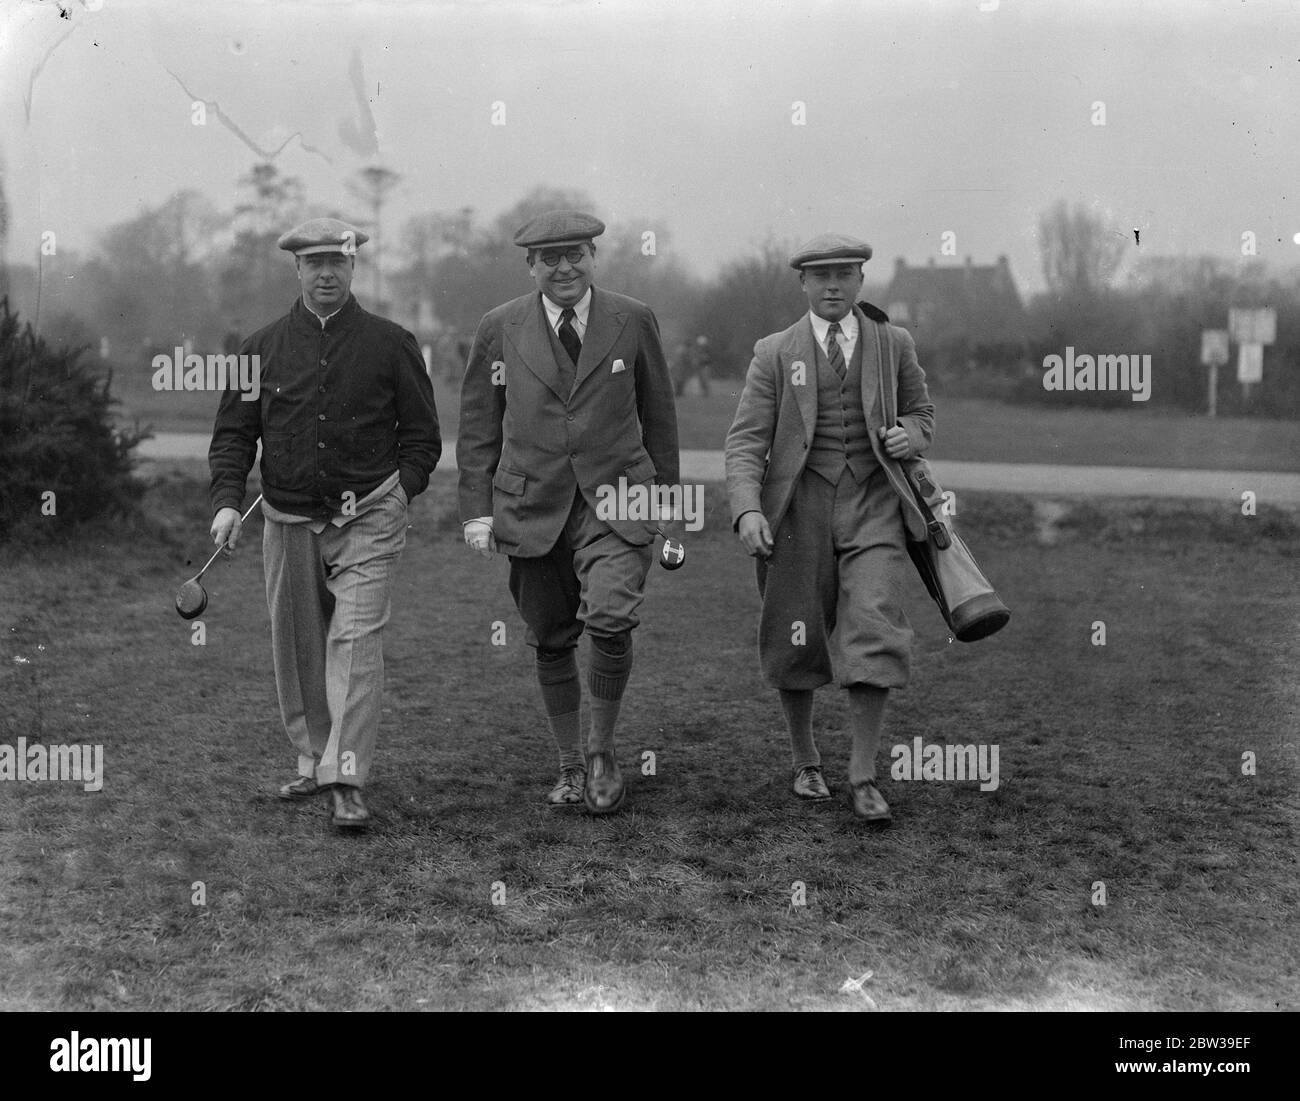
[884,256,1027,346]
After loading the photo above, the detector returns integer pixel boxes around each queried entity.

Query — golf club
[657,524,686,570]
[174,494,263,619]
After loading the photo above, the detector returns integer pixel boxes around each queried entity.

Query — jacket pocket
[624,456,657,485]
[493,468,526,495]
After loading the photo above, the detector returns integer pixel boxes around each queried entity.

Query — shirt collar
[540,287,592,330]
[303,296,346,329]
[808,308,859,345]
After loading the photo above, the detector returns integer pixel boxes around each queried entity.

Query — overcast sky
[3,0,1298,295]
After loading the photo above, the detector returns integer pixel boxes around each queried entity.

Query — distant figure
[675,334,713,397]
[671,339,692,395]
[222,320,243,357]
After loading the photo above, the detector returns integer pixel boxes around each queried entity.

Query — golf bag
[899,460,1010,642]
[868,308,1009,642]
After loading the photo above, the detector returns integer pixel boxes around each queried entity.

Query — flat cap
[277,218,369,256]
[789,233,873,269]
[513,209,606,249]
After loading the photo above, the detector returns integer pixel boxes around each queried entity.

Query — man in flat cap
[209,217,441,830]
[458,209,679,814]
[724,233,935,824]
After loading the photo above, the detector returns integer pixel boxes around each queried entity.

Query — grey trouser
[262,486,408,787]
[756,466,913,690]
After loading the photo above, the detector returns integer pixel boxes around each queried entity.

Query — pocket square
[611,359,627,373]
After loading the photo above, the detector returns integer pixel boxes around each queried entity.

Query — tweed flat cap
[789,233,873,269]
[513,210,606,249]
[277,218,369,256]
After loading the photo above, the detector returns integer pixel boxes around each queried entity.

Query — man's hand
[880,425,914,461]
[210,507,243,553]
[738,510,774,559]
[463,519,496,559]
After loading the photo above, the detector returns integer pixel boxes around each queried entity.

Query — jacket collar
[292,293,361,335]
[505,288,628,401]
[781,304,884,441]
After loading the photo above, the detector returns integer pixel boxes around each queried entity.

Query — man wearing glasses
[457,210,679,814]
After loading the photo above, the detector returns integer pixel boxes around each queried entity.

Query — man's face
[296,253,354,314]
[528,242,595,307]
[799,263,863,322]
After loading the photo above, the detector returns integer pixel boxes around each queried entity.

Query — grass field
[1,471,1297,1011]
[110,368,1300,473]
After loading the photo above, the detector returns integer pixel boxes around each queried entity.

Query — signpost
[1228,308,1276,409]
[1200,329,1229,418]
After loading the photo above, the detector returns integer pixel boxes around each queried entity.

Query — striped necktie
[827,321,846,380]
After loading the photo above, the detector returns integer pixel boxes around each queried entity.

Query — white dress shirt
[808,309,859,364]
[541,287,592,340]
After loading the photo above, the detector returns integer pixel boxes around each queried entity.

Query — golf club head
[175,578,208,620]
[659,537,686,571]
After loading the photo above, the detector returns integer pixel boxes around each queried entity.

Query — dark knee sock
[536,649,583,770]
[587,633,632,756]
[847,685,888,785]
[780,688,819,771]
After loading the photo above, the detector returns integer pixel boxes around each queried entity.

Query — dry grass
[0,472,1296,1011]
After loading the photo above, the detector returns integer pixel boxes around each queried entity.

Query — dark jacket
[209,295,441,520]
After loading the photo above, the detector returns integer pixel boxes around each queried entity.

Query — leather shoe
[584,751,625,815]
[278,775,322,800]
[850,779,892,824]
[547,765,587,807]
[330,785,370,829]
[792,765,831,801]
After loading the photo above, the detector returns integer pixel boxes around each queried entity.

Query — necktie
[558,308,582,366]
[827,322,846,380]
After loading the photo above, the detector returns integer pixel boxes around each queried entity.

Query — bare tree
[1037,199,1126,297]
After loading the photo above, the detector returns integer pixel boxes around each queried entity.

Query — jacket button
[320,358,328,366]
[318,414,326,421]
[318,442,325,449]
[567,414,575,421]
[318,385,326,393]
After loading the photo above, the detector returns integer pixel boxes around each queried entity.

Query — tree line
[2,164,1297,417]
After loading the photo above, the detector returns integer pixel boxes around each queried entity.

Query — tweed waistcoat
[805,334,876,485]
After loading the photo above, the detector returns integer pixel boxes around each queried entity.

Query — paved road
[139,433,1300,507]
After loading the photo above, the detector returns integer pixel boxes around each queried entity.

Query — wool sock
[536,649,583,770]
[780,689,819,771]
[587,633,632,757]
[847,684,888,785]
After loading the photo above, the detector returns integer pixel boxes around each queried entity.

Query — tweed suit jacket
[724,302,935,541]
[457,288,680,558]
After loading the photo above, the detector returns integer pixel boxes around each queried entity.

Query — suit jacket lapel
[786,316,818,445]
[573,288,627,391]
[505,294,568,402]
[855,304,885,428]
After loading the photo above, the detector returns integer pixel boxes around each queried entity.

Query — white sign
[1229,308,1276,346]
[1201,329,1229,367]
[1237,342,1264,384]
